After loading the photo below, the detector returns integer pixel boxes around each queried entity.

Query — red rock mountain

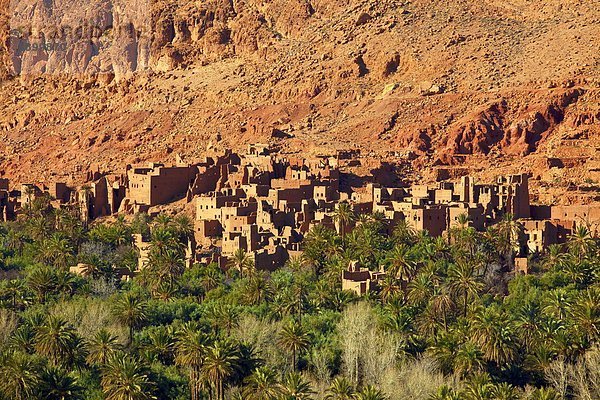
[0,0,599,205]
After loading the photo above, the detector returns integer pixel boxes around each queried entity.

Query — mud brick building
[126,163,198,206]
[3,145,599,280]
[342,261,386,296]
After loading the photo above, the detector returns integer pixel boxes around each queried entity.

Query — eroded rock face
[7,0,152,79]
[442,89,587,157]
[445,101,509,155]
[0,0,12,80]
[0,0,598,201]
[0,0,351,79]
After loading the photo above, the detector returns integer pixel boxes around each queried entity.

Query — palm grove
[0,195,598,400]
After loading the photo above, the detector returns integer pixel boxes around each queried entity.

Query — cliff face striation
[0,0,599,203]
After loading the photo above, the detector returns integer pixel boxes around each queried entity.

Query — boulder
[356,12,372,26]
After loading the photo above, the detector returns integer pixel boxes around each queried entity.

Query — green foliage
[101,352,155,400]
[0,211,598,399]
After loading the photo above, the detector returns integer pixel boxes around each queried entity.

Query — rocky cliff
[0,0,599,203]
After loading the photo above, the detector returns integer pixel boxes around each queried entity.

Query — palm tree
[243,273,274,305]
[428,385,461,400]
[199,264,225,297]
[54,270,76,299]
[147,247,185,290]
[449,214,474,252]
[279,372,314,400]
[27,215,52,242]
[87,329,121,366]
[243,367,281,400]
[101,353,154,400]
[278,322,311,371]
[0,351,42,400]
[430,287,455,331]
[34,316,84,369]
[329,290,356,312]
[209,304,240,336]
[447,263,482,317]
[491,383,519,400]
[432,236,451,260]
[3,279,26,309]
[172,214,194,244]
[453,342,484,377]
[526,388,561,400]
[356,213,372,227]
[27,266,57,304]
[568,225,596,260]
[152,214,173,231]
[8,325,36,354]
[393,220,416,245]
[333,202,355,241]
[4,228,28,256]
[355,385,387,400]
[350,226,384,269]
[386,244,417,288]
[407,273,434,307]
[523,344,557,374]
[287,281,308,322]
[145,226,186,292]
[416,305,441,338]
[548,329,579,360]
[286,255,307,273]
[175,323,209,400]
[153,281,179,301]
[542,288,572,321]
[429,332,461,374]
[89,220,132,247]
[148,228,180,257]
[515,302,543,352]
[228,248,253,278]
[370,211,387,224]
[378,276,402,305]
[471,307,518,366]
[40,367,84,400]
[302,224,340,275]
[145,327,174,365]
[324,377,355,400]
[79,261,101,279]
[111,218,134,246]
[542,244,568,271]
[382,298,412,333]
[456,213,470,229]
[112,293,147,344]
[310,278,335,310]
[562,259,592,288]
[571,288,600,343]
[494,213,524,269]
[462,374,496,400]
[37,234,74,269]
[201,340,240,400]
